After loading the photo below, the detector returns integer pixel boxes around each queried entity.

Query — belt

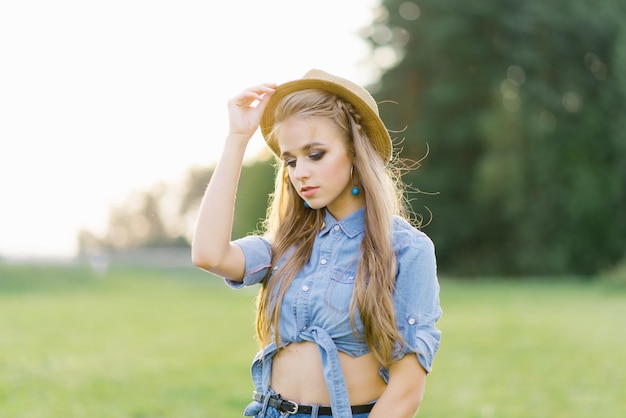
[253,392,375,416]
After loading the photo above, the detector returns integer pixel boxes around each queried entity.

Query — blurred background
[0,0,377,261]
[5,0,622,279]
[2,1,626,416]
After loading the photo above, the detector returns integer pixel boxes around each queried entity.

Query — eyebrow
[280,142,326,158]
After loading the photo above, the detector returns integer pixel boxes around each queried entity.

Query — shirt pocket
[325,266,357,314]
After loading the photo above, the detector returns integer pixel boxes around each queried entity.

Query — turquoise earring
[304,201,310,208]
[350,166,360,196]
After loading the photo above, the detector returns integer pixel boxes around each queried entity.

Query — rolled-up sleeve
[225,235,272,289]
[393,232,442,373]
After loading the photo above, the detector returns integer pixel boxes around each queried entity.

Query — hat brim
[260,71,392,162]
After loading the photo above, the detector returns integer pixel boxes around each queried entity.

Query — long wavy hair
[256,89,411,367]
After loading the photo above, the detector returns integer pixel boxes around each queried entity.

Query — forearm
[191,135,248,268]
[369,390,422,418]
[191,82,275,275]
[369,356,426,418]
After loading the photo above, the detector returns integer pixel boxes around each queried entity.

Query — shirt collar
[320,207,366,238]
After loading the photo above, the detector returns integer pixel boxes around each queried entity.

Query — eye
[284,157,296,168]
[309,151,325,161]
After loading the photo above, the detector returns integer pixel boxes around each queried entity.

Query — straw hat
[260,69,393,162]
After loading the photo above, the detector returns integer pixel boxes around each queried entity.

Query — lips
[301,186,319,198]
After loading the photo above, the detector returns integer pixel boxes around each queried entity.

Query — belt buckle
[283,400,299,414]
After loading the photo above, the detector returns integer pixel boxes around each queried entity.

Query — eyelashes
[309,151,325,161]
[283,151,326,167]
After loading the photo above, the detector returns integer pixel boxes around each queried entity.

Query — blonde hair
[256,89,410,367]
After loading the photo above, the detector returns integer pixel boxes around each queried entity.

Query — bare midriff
[270,341,386,405]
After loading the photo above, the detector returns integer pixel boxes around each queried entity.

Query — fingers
[253,83,277,113]
[229,83,277,108]
[226,83,278,137]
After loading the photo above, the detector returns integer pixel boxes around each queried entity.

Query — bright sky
[0,0,381,259]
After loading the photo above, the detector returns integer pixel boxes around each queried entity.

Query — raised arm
[191,83,276,280]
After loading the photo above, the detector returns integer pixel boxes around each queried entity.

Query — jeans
[244,387,375,418]
[256,405,371,418]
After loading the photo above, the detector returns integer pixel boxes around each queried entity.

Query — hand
[227,83,276,140]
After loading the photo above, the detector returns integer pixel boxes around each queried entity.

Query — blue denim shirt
[225,207,441,418]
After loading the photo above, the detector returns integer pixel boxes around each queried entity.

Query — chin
[304,199,327,210]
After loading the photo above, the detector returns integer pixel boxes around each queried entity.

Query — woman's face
[276,116,364,220]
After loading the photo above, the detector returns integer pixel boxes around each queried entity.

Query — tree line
[79,0,626,278]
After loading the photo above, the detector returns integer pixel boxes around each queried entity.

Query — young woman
[192,69,441,418]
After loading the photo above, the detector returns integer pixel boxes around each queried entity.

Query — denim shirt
[225,208,442,418]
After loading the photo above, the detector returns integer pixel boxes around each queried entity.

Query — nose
[293,160,310,181]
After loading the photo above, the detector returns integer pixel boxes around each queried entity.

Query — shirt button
[302,285,309,292]
[408,317,416,325]
[333,225,340,231]
[320,259,327,265]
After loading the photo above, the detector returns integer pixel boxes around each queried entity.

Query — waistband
[252,326,353,415]
[253,392,375,416]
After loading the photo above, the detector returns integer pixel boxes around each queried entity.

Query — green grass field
[1,263,624,417]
